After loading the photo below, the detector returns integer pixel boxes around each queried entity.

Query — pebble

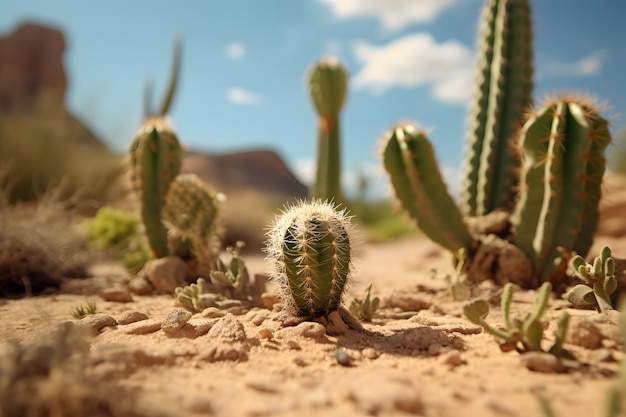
[76,313,117,334]
[127,276,153,295]
[188,318,216,337]
[440,350,465,367]
[162,307,193,335]
[140,256,189,294]
[519,352,565,373]
[333,349,353,366]
[207,313,247,343]
[362,348,379,360]
[122,318,164,335]
[276,321,327,341]
[117,310,149,325]
[99,287,133,302]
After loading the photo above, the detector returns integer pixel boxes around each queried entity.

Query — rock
[383,291,431,311]
[206,313,246,343]
[519,352,565,373]
[122,318,164,335]
[140,256,190,294]
[162,307,193,335]
[275,321,327,341]
[99,287,133,303]
[117,310,149,325]
[76,313,117,334]
[128,277,153,295]
[566,316,603,349]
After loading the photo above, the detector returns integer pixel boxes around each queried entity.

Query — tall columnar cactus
[265,200,353,318]
[382,124,473,253]
[129,119,182,258]
[513,97,611,280]
[462,0,533,216]
[307,57,348,204]
[162,173,222,263]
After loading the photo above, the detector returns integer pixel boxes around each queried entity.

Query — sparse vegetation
[463,282,571,357]
[565,246,617,312]
[70,301,98,319]
[349,283,380,321]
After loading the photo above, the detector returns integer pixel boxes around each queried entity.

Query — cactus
[307,57,348,203]
[129,119,182,258]
[162,173,222,263]
[463,282,571,357]
[566,246,617,312]
[513,97,611,280]
[463,0,533,216]
[382,124,473,253]
[143,35,182,119]
[381,0,612,288]
[265,200,353,318]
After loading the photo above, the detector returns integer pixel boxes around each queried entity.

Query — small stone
[440,350,465,367]
[261,292,281,310]
[207,313,247,343]
[257,327,274,340]
[362,348,379,360]
[567,316,603,349]
[99,287,133,303]
[520,352,565,373]
[276,321,327,341]
[201,307,226,319]
[140,256,190,294]
[188,318,216,337]
[122,318,164,334]
[286,340,302,350]
[162,307,193,335]
[383,291,431,311]
[76,313,117,334]
[293,356,308,367]
[333,349,353,366]
[128,276,153,295]
[117,310,148,325]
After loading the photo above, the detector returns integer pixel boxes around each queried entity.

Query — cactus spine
[162,173,222,263]
[463,0,533,216]
[129,120,182,258]
[307,57,347,203]
[513,97,611,279]
[382,124,472,252]
[265,200,353,318]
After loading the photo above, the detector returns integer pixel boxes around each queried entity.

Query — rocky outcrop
[0,22,67,111]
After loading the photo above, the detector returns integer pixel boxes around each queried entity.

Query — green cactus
[265,199,353,318]
[513,97,611,280]
[162,173,222,263]
[463,0,533,216]
[382,124,473,253]
[565,246,617,312]
[464,282,571,357]
[129,119,182,258]
[307,57,348,204]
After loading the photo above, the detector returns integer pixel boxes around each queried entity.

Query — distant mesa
[182,149,308,199]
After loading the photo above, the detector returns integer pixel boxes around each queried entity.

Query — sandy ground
[1,231,625,417]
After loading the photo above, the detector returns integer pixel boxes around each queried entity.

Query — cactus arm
[383,124,473,253]
[463,0,533,216]
[159,35,182,117]
[143,78,154,119]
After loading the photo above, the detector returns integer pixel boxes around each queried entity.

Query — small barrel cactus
[129,118,182,258]
[265,200,353,318]
[307,57,348,203]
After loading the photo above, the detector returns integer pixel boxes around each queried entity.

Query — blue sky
[2,0,625,200]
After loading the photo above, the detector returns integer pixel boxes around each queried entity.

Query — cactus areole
[266,200,353,318]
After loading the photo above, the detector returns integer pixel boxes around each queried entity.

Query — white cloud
[292,158,315,187]
[225,42,246,59]
[318,0,458,31]
[226,88,263,106]
[352,33,474,104]
[539,49,608,78]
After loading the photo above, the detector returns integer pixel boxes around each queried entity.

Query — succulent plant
[565,246,617,312]
[265,199,353,318]
[210,241,257,301]
[307,57,348,204]
[175,277,207,313]
[464,282,571,357]
[162,173,222,264]
[349,283,380,321]
[381,0,612,288]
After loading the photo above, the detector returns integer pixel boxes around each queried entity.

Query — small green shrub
[566,246,617,312]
